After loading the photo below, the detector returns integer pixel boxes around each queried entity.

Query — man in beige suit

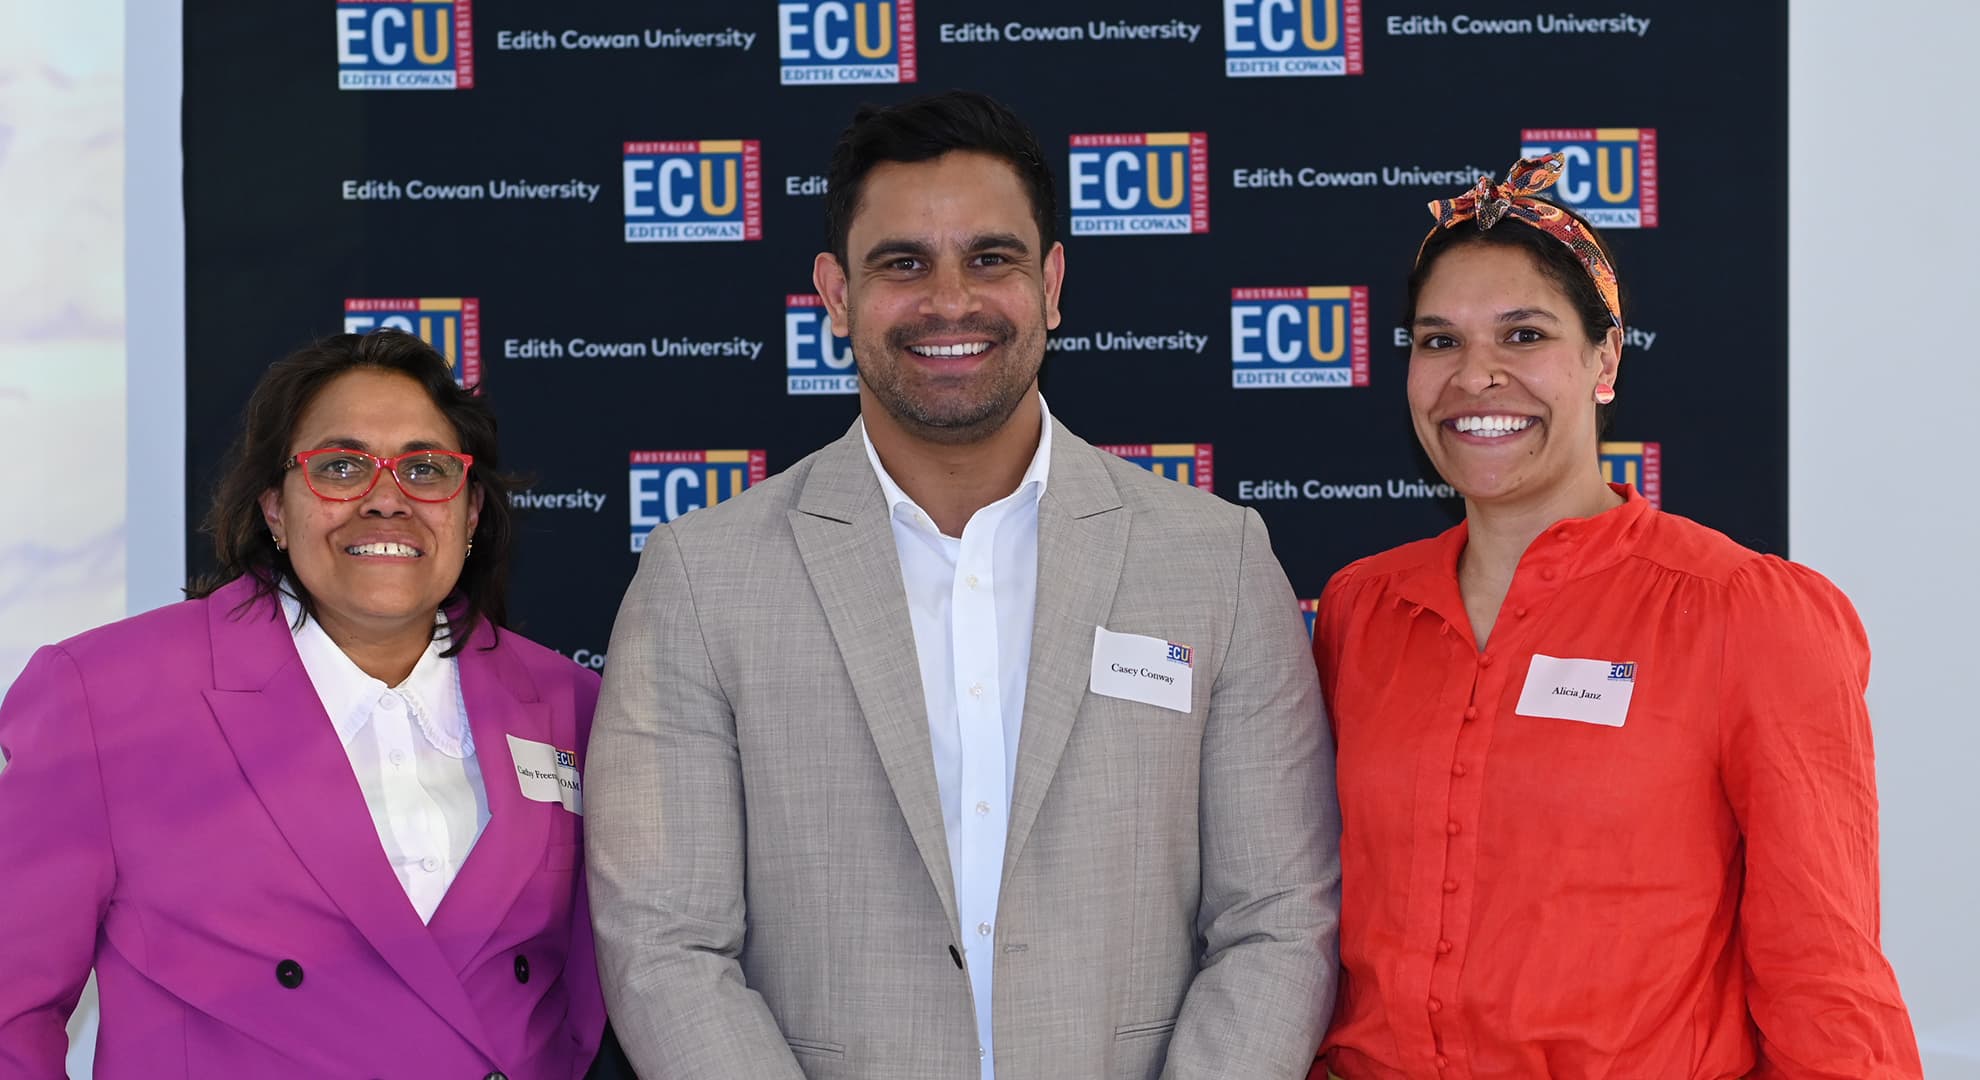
[587,91,1340,1080]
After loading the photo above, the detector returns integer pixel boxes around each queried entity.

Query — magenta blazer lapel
[196,578,499,1061]
[425,618,554,975]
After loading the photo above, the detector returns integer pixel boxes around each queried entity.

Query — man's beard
[855,313,1042,445]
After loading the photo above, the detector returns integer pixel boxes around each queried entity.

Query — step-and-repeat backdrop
[184,0,1785,660]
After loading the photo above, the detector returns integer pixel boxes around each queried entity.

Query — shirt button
[968,683,984,698]
[389,749,408,768]
[1541,567,1557,582]
[975,801,991,816]
[1462,706,1478,722]
[1437,1054,1451,1069]
[1446,821,1461,836]
[1436,939,1453,954]
[977,921,992,937]
[966,574,980,590]
[1451,762,1467,777]
[1427,997,1443,1013]
[1515,607,1528,618]
[421,855,440,873]
[379,694,399,710]
[1442,879,1459,893]
[1479,654,1494,669]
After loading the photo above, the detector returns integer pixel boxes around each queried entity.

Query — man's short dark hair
[824,90,1057,266]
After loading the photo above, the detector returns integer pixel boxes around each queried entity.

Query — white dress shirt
[281,590,489,923]
[861,399,1052,1080]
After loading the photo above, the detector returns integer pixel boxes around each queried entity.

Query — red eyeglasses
[285,448,475,503]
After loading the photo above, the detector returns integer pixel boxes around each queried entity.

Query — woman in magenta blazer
[0,331,606,1078]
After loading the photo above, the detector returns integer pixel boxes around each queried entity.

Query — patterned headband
[1420,153,1623,329]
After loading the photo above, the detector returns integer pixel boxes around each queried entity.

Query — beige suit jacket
[588,417,1340,1079]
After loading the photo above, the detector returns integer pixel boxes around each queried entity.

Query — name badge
[1514,654,1637,728]
[506,734,583,815]
[1089,626,1195,713]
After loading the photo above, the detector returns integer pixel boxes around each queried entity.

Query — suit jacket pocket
[786,1035,845,1058]
[1112,1017,1177,1080]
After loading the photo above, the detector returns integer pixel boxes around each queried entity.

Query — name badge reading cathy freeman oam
[1089,626,1195,713]
[507,734,583,815]
[1514,654,1637,728]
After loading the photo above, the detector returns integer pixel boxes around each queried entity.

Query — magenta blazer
[0,576,606,1078]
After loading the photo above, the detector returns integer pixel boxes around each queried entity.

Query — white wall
[1790,3,1980,1073]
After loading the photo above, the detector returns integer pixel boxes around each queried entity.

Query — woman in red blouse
[1312,157,1921,1079]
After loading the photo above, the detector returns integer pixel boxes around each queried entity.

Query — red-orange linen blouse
[1312,485,1920,1079]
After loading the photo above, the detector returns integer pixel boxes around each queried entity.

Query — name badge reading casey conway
[1089,626,1195,713]
[1514,654,1637,728]
[506,734,583,815]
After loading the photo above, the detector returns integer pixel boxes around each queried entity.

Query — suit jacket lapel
[426,622,552,976]
[200,579,497,1059]
[1004,426,1128,886]
[791,421,959,929]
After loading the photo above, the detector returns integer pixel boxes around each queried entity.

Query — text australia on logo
[779,0,917,84]
[629,451,769,551]
[1231,287,1370,389]
[1223,0,1364,77]
[624,140,764,243]
[337,1,475,90]
[1069,133,1210,236]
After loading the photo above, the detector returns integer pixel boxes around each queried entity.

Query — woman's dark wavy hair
[188,330,514,656]
[1404,196,1625,430]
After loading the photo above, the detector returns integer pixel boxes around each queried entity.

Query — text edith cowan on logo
[337,1,474,90]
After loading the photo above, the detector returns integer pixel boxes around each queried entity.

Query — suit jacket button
[275,959,303,989]
[484,1073,508,1080]
[513,954,530,983]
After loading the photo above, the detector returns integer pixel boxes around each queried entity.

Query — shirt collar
[278,585,462,752]
[860,395,1054,536]
[1415,482,1654,588]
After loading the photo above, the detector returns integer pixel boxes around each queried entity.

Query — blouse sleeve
[1312,563,1363,725]
[1718,557,1922,1078]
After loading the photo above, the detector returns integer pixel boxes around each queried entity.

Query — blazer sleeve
[1162,508,1341,1078]
[584,524,806,1079]
[0,646,116,1076]
[1719,558,1922,1078]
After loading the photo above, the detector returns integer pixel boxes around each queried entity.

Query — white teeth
[347,542,421,558]
[1452,415,1537,437]
[908,342,991,358]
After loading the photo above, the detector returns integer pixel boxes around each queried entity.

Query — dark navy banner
[185,0,1788,663]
